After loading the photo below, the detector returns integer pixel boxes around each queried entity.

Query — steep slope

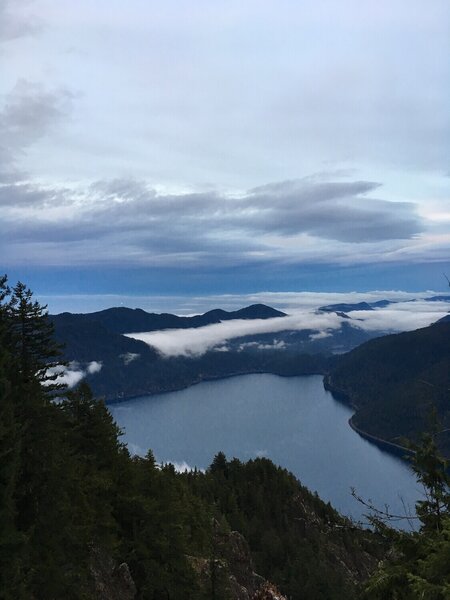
[51,313,158,363]
[183,456,384,599]
[325,321,450,455]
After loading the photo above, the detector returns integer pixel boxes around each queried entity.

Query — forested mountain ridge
[51,303,287,334]
[51,309,332,399]
[50,304,333,400]
[325,320,450,456]
[49,306,381,400]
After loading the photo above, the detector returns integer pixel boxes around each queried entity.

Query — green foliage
[7,281,64,391]
[326,321,450,456]
[0,276,28,598]
[182,453,380,600]
[363,424,450,599]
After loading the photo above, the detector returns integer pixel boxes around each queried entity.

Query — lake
[109,373,421,524]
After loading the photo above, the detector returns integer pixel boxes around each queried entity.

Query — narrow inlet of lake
[109,373,421,524]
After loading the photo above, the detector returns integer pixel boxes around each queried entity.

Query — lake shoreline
[104,368,324,405]
[105,370,414,463]
[323,374,414,461]
[348,417,414,458]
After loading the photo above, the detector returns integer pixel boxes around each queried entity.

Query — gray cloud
[0,79,73,183]
[86,178,422,245]
[239,180,421,242]
[1,174,426,268]
[0,0,40,43]
[0,181,70,207]
[0,81,428,268]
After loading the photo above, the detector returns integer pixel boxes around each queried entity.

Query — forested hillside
[52,310,332,400]
[326,321,450,456]
[50,308,380,400]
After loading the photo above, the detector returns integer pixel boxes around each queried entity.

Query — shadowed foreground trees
[362,424,450,599]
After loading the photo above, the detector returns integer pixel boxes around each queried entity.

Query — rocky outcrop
[89,547,136,600]
[189,524,282,600]
[252,582,287,600]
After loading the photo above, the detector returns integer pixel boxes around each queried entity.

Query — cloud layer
[126,297,449,357]
[2,172,436,271]
[46,360,102,388]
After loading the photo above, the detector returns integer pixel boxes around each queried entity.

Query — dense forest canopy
[326,321,450,457]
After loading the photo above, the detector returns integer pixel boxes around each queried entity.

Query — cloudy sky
[1,0,450,309]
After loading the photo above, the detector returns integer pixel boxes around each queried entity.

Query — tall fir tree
[0,276,28,598]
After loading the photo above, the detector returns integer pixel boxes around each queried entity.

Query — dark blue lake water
[109,374,421,523]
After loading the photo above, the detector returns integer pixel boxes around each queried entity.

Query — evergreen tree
[61,382,126,550]
[6,281,64,392]
[409,418,450,533]
[1,279,89,597]
[0,276,28,598]
[363,424,450,599]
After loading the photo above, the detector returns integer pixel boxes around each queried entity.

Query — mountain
[52,303,287,335]
[51,312,159,363]
[325,321,450,456]
[318,301,374,313]
[50,303,387,400]
[51,305,334,400]
[318,299,398,313]
[223,320,380,355]
[424,295,450,302]
[369,299,396,308]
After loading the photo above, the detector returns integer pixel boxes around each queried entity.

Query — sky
[1,0,450,311]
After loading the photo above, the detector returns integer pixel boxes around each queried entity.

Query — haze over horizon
[1,0,449,299]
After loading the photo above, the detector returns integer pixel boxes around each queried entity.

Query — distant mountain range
[53,303,286,334]
[50,303,384,400]
[319,301,376,313]
[318,295,450,315]
[424,295,450,302]
[318,299,401,313]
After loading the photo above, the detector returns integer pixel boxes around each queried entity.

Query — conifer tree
[409,418,450,533]
[363,423,450,599]
[0,276,27,598]
[6,281,64,393]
